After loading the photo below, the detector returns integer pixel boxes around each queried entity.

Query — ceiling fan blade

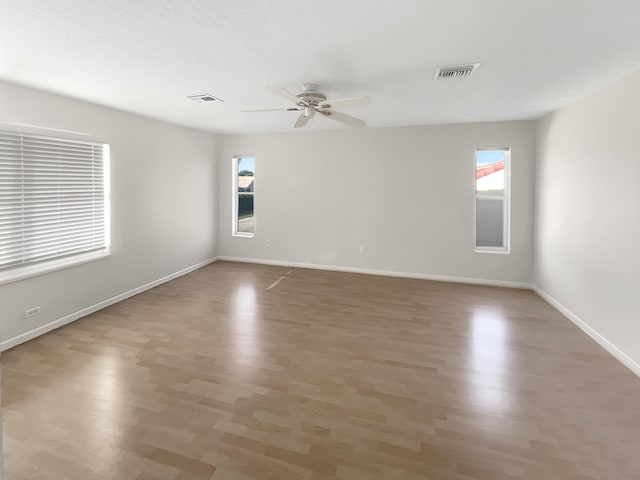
[267,87,301,105]
[294,112,312,128]
[242,107,301,112]
[318,96,371,110]
[323,110,367,128]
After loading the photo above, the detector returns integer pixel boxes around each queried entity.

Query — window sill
[232,233,254,238]
[475,248,510,255]
[0,250,110,286]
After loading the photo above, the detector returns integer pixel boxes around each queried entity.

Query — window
[232,155,255,237]
[0,126,110,283]
[475,147,510,252]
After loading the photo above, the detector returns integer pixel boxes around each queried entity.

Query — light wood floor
[3,261,640,479]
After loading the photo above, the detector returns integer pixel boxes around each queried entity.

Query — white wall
[535,72,640,370]
[0,81,218,346]
[218,121,536,285]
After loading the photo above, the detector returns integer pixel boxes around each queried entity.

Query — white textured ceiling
[1,0,640,134]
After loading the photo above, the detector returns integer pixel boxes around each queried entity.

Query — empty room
[1,1,639,479]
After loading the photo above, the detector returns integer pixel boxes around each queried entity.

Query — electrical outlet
[265,239,271,246]
[24,306,41,318]
[359,245,365,254]
[459,252,466,261]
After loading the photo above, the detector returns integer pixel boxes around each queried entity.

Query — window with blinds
[0,128,109,279]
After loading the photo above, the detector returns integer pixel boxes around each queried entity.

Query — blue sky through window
[238,156,254,174]
[476,150,505,166]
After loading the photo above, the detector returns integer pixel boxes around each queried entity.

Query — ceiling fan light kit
[244,84,371,129]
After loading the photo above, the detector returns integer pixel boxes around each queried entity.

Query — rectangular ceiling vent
[434,63,480,80]
[187,93,224,103]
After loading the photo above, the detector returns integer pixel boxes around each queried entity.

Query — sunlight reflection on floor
[469,306,512,412]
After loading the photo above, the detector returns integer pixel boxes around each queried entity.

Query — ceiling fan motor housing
[296,84,326,106]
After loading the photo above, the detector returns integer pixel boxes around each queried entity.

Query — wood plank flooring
[3,261,640,479]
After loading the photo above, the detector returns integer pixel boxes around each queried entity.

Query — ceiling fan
[243,84,371,128]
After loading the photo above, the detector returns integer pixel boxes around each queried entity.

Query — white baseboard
[533,286,640,378]
[1,256,219,352]
[217,256,532,289]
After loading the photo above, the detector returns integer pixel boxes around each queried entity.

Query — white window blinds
[0,128,108,272]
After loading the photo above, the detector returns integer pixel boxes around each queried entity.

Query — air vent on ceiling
[434,63,480,80]
[187,93,224,103]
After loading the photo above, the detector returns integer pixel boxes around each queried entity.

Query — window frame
[474,146,511,254]
[0,123,111,285]
[232,154,255,238]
